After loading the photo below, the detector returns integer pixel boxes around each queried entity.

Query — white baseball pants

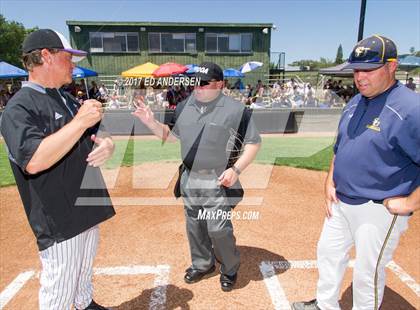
[316,200,409,310]
[38,226,99,310]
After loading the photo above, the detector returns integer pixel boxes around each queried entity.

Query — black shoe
[220,273,237,292]
[184,265,216,284]
[79,300,110,310]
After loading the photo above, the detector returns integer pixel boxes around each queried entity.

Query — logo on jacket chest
[366,117,381,132]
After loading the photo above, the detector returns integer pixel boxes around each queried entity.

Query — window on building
[148,33,196,53]
[205,33,252,53]
[89,32,139,53]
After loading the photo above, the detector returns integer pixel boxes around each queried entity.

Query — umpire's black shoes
[220,273,237,292]
[184,265,216,283]
[291,299,321,310]
[79,300,110,310]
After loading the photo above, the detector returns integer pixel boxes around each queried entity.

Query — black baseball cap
[342,35,398,70]
[22,29,87,62]
[194,62,224,81]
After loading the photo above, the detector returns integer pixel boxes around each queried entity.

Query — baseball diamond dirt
[0,161,419,309]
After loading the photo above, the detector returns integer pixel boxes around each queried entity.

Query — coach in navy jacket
[292,35,419,310]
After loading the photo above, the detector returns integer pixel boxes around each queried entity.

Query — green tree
[335,44,344,64]
[0,14,37,67]
[290,57,334,70]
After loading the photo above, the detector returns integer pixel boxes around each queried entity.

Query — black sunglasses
[198,79,218,87]
[199,80,210,87]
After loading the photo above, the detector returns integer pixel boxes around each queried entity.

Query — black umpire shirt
[166,92,261,171]
[0,82,115,251]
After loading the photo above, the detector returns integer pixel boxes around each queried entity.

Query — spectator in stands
[108,93,120,109]
[254,80,263,96]
[233,78,244,90]
[305,84,317,107]
[0,86,10,109]
[10,83,21,98]
[75,90,86,104]
[257,84,265,97]
[246,84,253,99]
[156,90,167,108]
[291,85,304,107]
[99,83,109,102]
[178,86,188,102]
[186,85,194,97]
[287,78,297,89]
[272,80,281,97]
[406,77,416,91]
[342,85,355,102]
[79,79,87,93]
[250,95,266,109]
[166,86,176,109]
[64,80,77,96]
[145,86,156,108]
[88,81,100,100]
[335,81,339,90]
[320,84,332,108]
[224,79,231,90]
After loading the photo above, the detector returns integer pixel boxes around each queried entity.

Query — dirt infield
[0,163,419,309]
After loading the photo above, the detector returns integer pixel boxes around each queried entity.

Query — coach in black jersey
[0,29,115,310]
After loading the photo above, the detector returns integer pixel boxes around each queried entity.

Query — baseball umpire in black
[0,29,115,309]
[132,62,261,291]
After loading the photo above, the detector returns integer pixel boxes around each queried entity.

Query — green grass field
[0,136,335,187]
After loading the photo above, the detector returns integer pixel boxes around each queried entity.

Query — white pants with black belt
[38,226,99,310]
[316,200,409,310]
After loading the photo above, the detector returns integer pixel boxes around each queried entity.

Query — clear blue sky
[1,0,419,65]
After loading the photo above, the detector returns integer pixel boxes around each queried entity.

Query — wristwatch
[231,165,241,175]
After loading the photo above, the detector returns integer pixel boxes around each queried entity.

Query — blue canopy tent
[72,66,98,99]
[223,68,244,78]
[0,61,28,79]
[72,66,98,78]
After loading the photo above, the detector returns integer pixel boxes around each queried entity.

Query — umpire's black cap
[194,62,224,81]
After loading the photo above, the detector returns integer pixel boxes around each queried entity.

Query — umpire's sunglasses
[198,79,218,87]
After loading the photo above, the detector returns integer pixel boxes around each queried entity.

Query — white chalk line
[260,261,290,310]
[259,260,420,310]
[2,260,417,310]
[0,271,35,310]
[0,265,170,310]
[386,261,420,297]
[150,265,170,310]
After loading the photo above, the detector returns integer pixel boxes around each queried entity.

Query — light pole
[357,0,367,42]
